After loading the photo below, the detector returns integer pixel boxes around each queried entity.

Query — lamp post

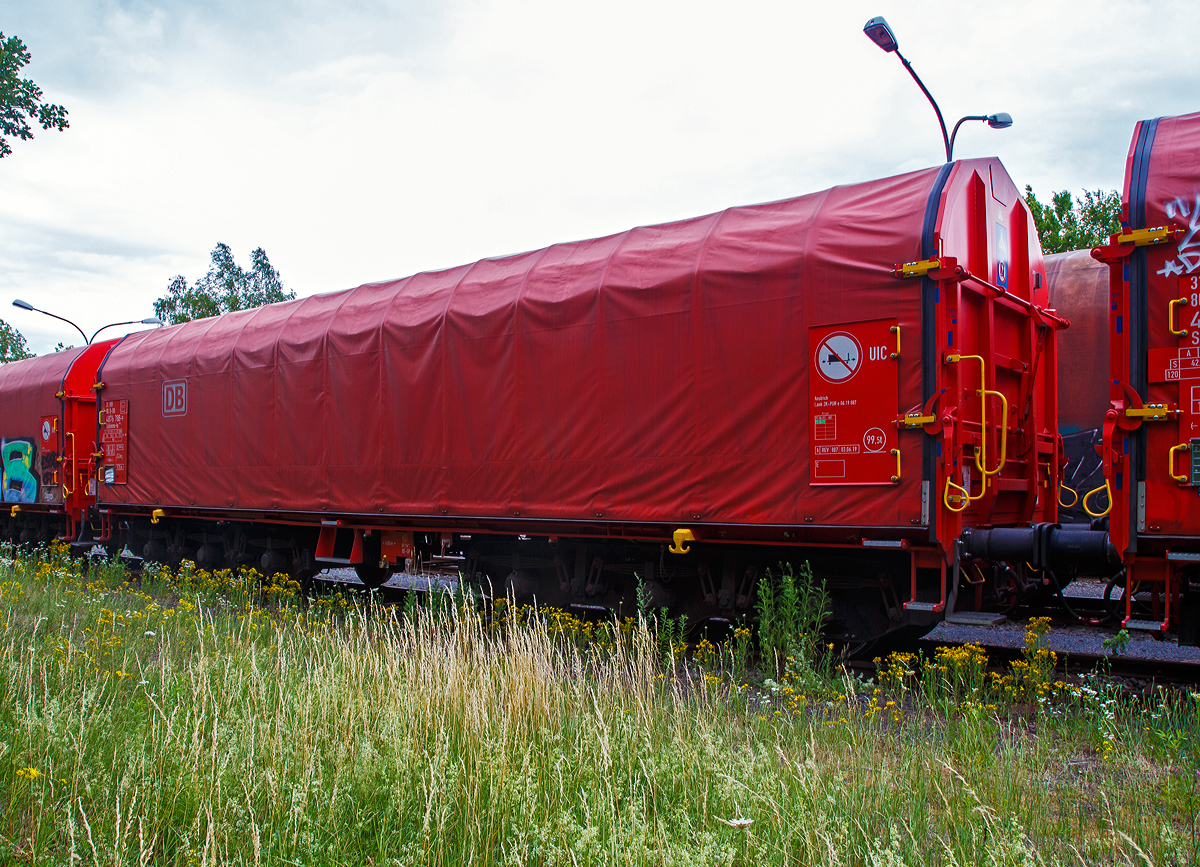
[12,299,162,345]
[863,16,1011,162]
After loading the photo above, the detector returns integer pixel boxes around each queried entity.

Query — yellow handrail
[1058,482,1079,508]
[1083,479,1112,518]
[890,448,901,482]
[61,431,75,497]
[1170,442,1191,483]
[890,325,901,359]
[977,389,1008,477]
[947,354,1009,478]
[1170,298,1189,336]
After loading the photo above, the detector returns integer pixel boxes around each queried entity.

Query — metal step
[316,557,361,566]
[1125,619,1165,633]
[904,601,941,612]
[945,611,1007,626]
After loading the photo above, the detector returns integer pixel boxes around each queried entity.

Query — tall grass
[1,544,1198,865]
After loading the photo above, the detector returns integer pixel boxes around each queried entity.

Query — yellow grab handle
[1170,442,1191,483]
[1170,298,1189,336]
[890,448,901,482]
[1083,479,1112,518]
[151,509,166,524]
[890,325,900,359]
[669,528,695,554]
[943,478,969,513]
[1057,482,1079,508]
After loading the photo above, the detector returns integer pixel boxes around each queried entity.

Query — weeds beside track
[2,546,1200,865]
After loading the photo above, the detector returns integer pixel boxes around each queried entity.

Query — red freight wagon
[0,340,118,544]
[1091,110,1200,638]
[86,158,1077,641]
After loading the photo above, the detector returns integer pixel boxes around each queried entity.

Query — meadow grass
[1,545,1199,865]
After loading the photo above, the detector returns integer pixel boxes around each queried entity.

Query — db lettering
[163,379,187,417]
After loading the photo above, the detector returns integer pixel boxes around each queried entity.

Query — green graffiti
[2,440,37,504]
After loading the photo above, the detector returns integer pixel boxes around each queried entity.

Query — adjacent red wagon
[0,340,118,543]
[1091,110,1200,637]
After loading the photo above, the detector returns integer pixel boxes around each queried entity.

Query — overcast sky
[1,0,1197,353]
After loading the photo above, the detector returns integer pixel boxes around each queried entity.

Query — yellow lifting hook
[669,528,695,554]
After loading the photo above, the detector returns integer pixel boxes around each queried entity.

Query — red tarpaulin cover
[96,160,1025,530]
[1046,249,1109,433]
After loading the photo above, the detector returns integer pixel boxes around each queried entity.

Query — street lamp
[90,318,162,344]
[12,299,162,345]
[948,113,1012,161]
[863,16,1011,162]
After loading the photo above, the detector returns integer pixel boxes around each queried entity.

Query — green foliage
[0,32,68,158]
[154,243,294,324]
[755,561,829,673]
[1103,628,1131,657]
[1024,185,1122,253]
[0,318,33,363]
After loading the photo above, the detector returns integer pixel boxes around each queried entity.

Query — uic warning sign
[808,318,899,485]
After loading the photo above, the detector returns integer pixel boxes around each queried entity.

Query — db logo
[163,379,187,417]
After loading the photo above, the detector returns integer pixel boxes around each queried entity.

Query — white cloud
[1,0,1198,352]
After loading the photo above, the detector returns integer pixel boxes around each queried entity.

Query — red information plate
[808,319,899,485]
[100,399,128,485]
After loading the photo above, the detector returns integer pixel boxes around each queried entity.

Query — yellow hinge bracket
[1126,404,1176,420]
[91,382,105,391]
[1116,226,1177,247]
[897,412,936,428]
[892,258,940,278]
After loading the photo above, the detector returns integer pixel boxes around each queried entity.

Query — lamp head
[863,16,899,53]
[142,317,163,325]
[11,299,34,311]
[986,112,1013,129]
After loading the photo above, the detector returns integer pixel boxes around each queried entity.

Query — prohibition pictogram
[815,332,862,383]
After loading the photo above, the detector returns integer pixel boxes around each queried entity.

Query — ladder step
[1124,619,1164,632]
[316,557,361,566]
[945,611,1007,626]
[904,601,940,612]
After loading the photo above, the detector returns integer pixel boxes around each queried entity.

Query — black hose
[1046,569,1085,622]
[1103,569,1128,623]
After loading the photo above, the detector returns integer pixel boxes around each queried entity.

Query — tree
[1024,186,1122,254]
[154,244,295,325]
[0,33,68,158]
[0,319,34,363]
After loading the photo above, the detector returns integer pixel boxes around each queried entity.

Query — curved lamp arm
[12,299,88,345]
[90,318,162,344]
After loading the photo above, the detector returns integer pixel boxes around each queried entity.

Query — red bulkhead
[93,158,1058,557]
